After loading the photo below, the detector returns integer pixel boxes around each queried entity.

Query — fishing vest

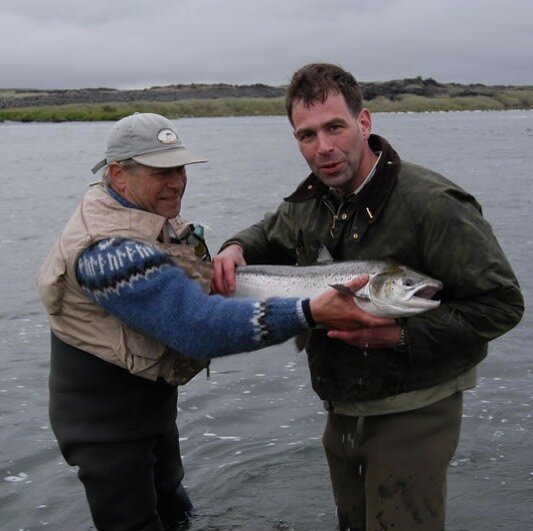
[36,182,213,386]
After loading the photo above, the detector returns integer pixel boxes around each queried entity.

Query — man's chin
[158,205,180,219]
[160,197,181,213]
[318,173,348,188]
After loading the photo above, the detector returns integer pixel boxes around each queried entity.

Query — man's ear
[107,162,127,193]
[358,108,372,141]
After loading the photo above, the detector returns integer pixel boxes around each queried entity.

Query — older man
[213,64,524,530]
[36,112,380,530]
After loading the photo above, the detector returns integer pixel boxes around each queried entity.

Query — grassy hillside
[1,79,532,122]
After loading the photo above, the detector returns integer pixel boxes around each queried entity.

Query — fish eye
[404,278,415,287]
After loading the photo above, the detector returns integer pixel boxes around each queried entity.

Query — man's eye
[298,132,313,141]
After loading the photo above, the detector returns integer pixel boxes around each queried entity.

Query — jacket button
[352,233,359,240]
[340,213,347,220]
[307,184,313,189]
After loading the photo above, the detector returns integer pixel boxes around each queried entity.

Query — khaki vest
[36,182,213,385]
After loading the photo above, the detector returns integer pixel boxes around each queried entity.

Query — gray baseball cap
[91,112,207,174]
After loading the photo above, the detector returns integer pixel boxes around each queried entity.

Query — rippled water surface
[0,111,532,530]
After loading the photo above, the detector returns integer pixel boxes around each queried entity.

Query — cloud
[1,0,531,89]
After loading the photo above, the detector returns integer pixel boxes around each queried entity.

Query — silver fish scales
[232,261,443,318]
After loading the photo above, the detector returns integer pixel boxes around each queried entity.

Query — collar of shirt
[105,185,180,242]
[106,184,140,210]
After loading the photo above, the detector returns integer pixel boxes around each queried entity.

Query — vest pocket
[123,325,165,361]
[121,325,207,385]
[121,325,167,380]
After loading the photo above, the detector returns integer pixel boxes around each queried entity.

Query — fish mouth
[408,281,443,307]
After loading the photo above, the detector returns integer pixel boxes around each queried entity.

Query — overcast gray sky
[1,0,531,90]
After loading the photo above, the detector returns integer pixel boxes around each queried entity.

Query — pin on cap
[91,113,207,174]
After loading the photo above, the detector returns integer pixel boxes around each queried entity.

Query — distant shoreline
[1,77,532,122]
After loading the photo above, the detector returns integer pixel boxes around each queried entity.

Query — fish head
[355,265,443,318]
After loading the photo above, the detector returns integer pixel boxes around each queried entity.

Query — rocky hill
[0,77,521,109]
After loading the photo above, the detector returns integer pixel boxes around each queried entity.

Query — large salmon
[232,261,443,318]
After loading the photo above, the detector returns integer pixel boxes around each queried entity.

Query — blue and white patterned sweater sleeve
[76,238,310,359]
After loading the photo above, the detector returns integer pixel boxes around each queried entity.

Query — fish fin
[315,245,334,264]
[329,283,356,296]
[294,331,311,352]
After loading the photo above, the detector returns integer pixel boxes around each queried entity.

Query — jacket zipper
[324,199,347,238]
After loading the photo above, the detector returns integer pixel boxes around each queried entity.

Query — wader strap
[353,416,365,447]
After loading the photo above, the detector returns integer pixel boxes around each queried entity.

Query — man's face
[120,163,187,219]
[292,92,372,194]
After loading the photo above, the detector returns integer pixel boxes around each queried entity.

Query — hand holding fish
[309,276,395,331]
[212,244,246,295]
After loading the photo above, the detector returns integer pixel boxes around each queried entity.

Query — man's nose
[316,132,334,155]
[167,167,187,187]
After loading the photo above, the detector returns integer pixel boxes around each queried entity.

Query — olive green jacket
[224,135,524,401]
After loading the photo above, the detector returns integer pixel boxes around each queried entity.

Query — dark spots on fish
[382,264,404,276]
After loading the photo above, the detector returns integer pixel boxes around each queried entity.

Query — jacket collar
[284,134,401,224]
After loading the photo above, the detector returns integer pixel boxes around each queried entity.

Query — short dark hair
[285,63,363,124]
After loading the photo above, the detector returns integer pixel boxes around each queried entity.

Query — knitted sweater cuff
[263,298,310,345]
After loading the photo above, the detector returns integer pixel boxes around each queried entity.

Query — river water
[0,111,531,530]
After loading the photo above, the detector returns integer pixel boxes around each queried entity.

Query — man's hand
[212,244,246,295]
[310,275,395,331]
[327,324,402,349]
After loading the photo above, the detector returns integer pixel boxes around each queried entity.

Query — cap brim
[91,159,107,174]
[132,148,207,168]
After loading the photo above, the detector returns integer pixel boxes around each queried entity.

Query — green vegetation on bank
[0,98,287,122]
[1,89,532,123]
